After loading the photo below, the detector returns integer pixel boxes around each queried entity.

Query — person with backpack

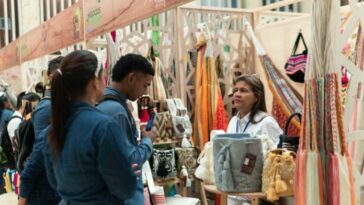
[18,57,63,205]
[0,92,40,171]
[97,53,157,205]
[0,92,13,193]
[7,92,40,145]
[21,50,139,205]
[0,92,13,135]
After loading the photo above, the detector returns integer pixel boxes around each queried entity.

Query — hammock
[293,0,356,204]
[193,33,228,148]
[245,21,303,136]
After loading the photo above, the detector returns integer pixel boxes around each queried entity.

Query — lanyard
[236,119,250,133]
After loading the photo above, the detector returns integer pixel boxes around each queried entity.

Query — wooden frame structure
[1,0,363,203]
[339,1,364,204]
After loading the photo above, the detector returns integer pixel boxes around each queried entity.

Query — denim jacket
[32,95,51,137]
[41,101,137,205]
[20,93,60,205]
[0,108,13,135]
[97,87,153,205]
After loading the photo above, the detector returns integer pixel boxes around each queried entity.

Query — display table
[200,182,266,205]
[154,177,188,197]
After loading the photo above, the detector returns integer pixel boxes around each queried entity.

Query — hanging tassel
[267,182,279,201]
[275,174,288,193]
[327,153,339,205]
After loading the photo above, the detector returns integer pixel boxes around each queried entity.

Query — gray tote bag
[213,136,263,193]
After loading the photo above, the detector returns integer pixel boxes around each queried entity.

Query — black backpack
[0,115,22,169]
[14,118,35,173]
[14,97,50,173]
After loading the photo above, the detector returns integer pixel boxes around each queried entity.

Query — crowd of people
[0,50,282,205]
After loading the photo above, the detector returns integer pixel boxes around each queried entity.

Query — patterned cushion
[151,148,177,179]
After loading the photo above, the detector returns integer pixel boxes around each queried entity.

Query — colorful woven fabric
[193,34,228,148]
[260,55,302,133]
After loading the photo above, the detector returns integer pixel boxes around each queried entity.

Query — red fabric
[213,92,228,131]
[272,100,300,136]
[215,193,220,205]
[14,172,19,195]
[139,109,150,123]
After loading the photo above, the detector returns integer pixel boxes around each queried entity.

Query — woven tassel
[267,182,279,201]
[275,174,287,193]
[328,153,340,205]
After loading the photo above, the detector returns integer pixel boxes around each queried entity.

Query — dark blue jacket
[0,109,13,135]
[20,94,59,205]
[32,95,51,138]
[43,101,137,205]
[97,87,153,205]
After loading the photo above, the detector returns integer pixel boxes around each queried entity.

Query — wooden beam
[0,0,192,70]
[0,40,20,69]
[84,0,193,39]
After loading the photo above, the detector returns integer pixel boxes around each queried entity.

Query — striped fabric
[285,54,307,74]
[284,32,308,83]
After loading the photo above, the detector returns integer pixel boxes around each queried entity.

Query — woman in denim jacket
[20,50,138,205]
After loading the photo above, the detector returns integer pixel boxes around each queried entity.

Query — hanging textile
[105,32,119,85]
[245,21,303,137]
[293,0,356,204]
[192,33,228,148]
[151,15,161,57]
[148,53,168,101]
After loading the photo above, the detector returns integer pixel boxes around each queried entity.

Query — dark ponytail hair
[49,50,101,156]
[16,92,26,110]
[21,92,41,116]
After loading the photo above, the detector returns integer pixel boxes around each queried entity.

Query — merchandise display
[1,1,363,205]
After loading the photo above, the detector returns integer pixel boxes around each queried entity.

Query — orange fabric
[207,55,227,132]
[193,35,228,148]
[193,45,204,147]
[200,56,209,147]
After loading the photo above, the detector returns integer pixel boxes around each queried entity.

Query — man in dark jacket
[97,54,157,205]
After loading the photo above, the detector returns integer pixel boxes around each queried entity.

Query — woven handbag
[284,32,308,83]
[175,147,198,178]
[150,147,177,179]
[262,149,296,201]
[153,112,174,141]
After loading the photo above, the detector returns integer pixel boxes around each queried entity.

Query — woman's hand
[18,197,27,205]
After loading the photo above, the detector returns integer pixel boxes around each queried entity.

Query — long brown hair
[233,75,267,123]
[49,50,101,156]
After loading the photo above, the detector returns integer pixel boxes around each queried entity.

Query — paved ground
[0,192,17,205]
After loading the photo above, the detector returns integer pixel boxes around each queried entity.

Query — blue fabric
[20,95,59,204]
[0,108,13,189]
[0,108,13,135]
[42,101,137,205]
[97,87,153,205]
[32,97,51,137]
